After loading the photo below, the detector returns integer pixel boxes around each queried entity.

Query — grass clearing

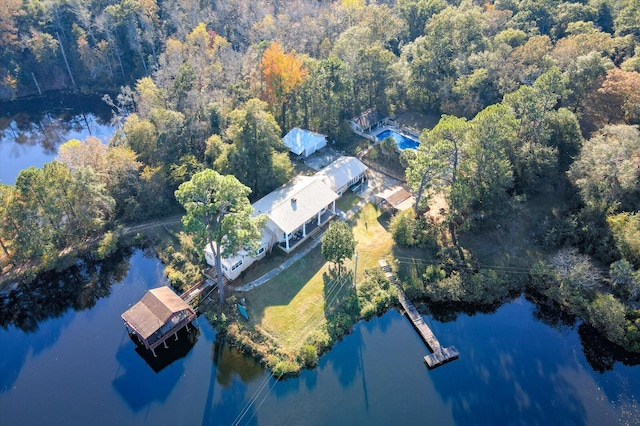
[336,191,360,212]
[350,203,395,280]
[242,203,395,351]
[244,245,336,349]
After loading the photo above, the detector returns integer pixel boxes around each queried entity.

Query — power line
[230,272,352,426]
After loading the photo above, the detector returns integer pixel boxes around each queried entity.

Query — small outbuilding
[283,128,328,157]
[121,286,197,357]
[375,185,415,212]
[350,108,387,134]
[316,156,368,196]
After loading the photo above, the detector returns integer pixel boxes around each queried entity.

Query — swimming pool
[376,129,420,150]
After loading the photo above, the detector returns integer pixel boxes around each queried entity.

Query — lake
[2,248,640,425]
[2,95,640,425]
[0,93,115,185]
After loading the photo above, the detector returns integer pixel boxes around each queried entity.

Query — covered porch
[278,203,336,253]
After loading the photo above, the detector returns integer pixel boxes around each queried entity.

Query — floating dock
[378,259,459,369]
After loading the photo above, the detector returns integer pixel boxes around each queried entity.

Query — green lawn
[244,245,337,348]
[243,203,394,350]
[336,191,360,212]
[350,203,395,280]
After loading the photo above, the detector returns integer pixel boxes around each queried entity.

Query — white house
[282,128,327,157]
[203,231,271,281]
[253,176,338,253]
[205,175,338,280]
[203,156,366,281]
[316,156,368,196]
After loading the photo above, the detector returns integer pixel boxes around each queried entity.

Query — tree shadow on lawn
[244,245,327,326]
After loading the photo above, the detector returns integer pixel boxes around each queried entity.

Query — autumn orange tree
[260,42,308,131]
[597,68,640,125]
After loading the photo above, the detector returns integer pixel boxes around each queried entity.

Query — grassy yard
[349,203,395,280]
[335,191,360,212]
[244,245,337,348]
[242,203,394,350]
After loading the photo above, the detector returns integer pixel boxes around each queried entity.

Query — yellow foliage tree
[260,42,307,129]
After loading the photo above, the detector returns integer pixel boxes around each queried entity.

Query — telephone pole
[353,250,358,287]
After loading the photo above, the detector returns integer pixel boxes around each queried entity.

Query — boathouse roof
[121,286,195,340]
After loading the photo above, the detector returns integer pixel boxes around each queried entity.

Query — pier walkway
[378,259,459,369]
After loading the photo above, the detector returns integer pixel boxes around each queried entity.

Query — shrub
[587,294,627,345]
[272,360,300,377]
[305,329,331,354]
[390,210,416,247]
[301,345,318,367]
[95,231,118,260]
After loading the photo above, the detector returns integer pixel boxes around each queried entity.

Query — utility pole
[353,250,358,287]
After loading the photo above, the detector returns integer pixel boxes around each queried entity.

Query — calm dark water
[0,93,115,184]
[2,249,640,425]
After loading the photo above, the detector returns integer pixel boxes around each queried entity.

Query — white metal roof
[316,156,368,192]
[282,128,327,155]
[252,176,338,234]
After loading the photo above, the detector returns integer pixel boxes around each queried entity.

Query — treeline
[2,0,640,348]
[0,137,169,276]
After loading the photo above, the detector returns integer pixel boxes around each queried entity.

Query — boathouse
[121,286,197,356]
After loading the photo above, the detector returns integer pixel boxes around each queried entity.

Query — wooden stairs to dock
[378,259,459,369]
[180,268,228,310]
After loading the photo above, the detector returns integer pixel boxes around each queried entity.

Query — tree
[174,169,266,302]
[607,213,640,267]
[379,136,397,162]
[407,115,469,251]
[587,294,627,345]
[589,68,640,126]
[321,221,355,276]
[568,125,640,212]
[260,42,308,131]
[227,98,292,198]
[395,0,446,42]
[610,260,640,300]
[58,137,143,221]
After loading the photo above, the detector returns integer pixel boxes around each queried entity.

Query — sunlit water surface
[1,250,640,425]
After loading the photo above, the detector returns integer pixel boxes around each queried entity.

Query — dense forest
[2,0,640,351]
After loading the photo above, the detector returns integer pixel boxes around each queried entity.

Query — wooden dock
[378,259,459,369]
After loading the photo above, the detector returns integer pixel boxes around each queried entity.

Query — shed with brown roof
[122,286,197,356]
[375,186,415,211]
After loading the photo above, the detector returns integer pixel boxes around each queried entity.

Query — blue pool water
[377,129,420,150]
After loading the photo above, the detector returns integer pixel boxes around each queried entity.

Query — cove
[0,93,115,185]
[2,250,640,425]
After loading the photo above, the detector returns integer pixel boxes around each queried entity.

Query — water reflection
[0,247,134,332]
[427,299,590,425]
[4,249,640,425]
[203,339,267,426]
[0,93,115,184]
[212,339,264,387]
[113,326,201,410]
[134,325,200,373]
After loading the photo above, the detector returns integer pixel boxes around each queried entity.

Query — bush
[390,210,416,247]
[165,266,186,288]
[272,359,300,377]
[587,294,627,345]
[357,270,395,317]
[301,345,318,367]
[305,329,331,354]
[95,231,118,260]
